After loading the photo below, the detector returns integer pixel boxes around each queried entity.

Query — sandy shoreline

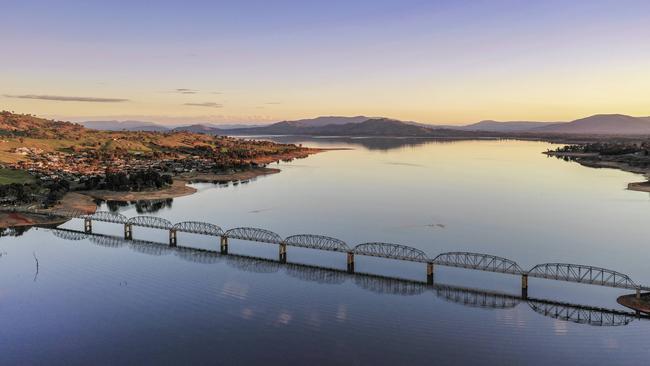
[617,293,650,314]
[628,182,650,193]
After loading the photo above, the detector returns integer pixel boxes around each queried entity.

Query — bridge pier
[169,229,177,247]
[347,252,355,274]
[124,223,132,240]
[220,237,228,254]
[279,243,287,263]
[636,288,641,299]
[521,274,528,299]
[84,218,92,234]
[427,262,434,285]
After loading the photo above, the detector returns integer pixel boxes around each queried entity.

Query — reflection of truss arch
[128,240,173,256]
[52,229,87,241]
[353,242,429,263]
[284,263,347,285]
[434,285,520,309]
[354,275,427,296]
[225,255,280,273]
[88,234,127,248]
[174,248,222,264]
[527,300,636,326]
[284,234,349,252]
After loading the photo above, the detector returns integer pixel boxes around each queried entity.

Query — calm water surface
[2,139,650,365]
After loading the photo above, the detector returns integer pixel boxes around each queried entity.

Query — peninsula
[0,111,321,226]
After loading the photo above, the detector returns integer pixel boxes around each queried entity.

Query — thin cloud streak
[174,88,198,94]
[3,94,129,103]
[184,102,223,108]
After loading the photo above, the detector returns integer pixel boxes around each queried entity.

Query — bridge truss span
[85,211,128,224]
[225,227,283,244]
[173,221,223,236]
[433,252,523,275]
[126,216,173,230]
[527,263,640,290]
[284,234,349,252]
[353,242,429,263]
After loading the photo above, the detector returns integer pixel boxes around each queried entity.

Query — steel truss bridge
[56,210,650,298]
[50,228,648,327]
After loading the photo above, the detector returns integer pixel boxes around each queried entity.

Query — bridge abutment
[347,252,355,273]
[279,243,287,263]
[124,223,132,240]
[169,229,177,247]
[427,262,434,285]
[84,218,92,234]
[521,274,528,299]
[220,237,228,254]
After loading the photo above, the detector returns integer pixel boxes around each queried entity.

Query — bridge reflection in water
[67,211,650,301]
[51,228,645,327]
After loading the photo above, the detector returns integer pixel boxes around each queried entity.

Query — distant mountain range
[80,114,650,137]
[532,114,650,135]
[80,120,170,132]
[79,120,263,132]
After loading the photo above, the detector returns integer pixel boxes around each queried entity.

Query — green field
[0,168,35,185]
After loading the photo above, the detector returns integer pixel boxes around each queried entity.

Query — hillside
[0,111,311,167]
[0,111,85,139]
[173,124,227,134]
[461,120,560,132]
[535,114,650,135]
[225,118,486,137]
[280,116,372,127]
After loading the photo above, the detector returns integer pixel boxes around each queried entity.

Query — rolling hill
[459,120,560,132]
[534,114,650,135]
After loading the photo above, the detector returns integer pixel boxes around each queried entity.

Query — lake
[2,139,650,365]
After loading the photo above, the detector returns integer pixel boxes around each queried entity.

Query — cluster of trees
[0,183,41,204]
[82,169,173,192]
[554,142,650,156]
[0,179,70,207]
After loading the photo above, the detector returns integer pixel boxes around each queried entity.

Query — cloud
[174,88,198,94]
[3,94,128,102]
[184,102,223,108]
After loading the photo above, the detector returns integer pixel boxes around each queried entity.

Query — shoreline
[78,167,284,202]
[617,293,650,314]
[544,151,650,192]
[0,148,326,228]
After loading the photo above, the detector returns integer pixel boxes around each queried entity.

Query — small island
[0,111,322,228]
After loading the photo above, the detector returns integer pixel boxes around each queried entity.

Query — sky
[1,0,649,125]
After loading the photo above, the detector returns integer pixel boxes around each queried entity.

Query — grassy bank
[0,168,34,185]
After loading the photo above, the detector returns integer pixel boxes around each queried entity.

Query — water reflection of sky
[2,139,650,364]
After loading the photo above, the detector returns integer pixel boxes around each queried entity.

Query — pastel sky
[2,0,649,124]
